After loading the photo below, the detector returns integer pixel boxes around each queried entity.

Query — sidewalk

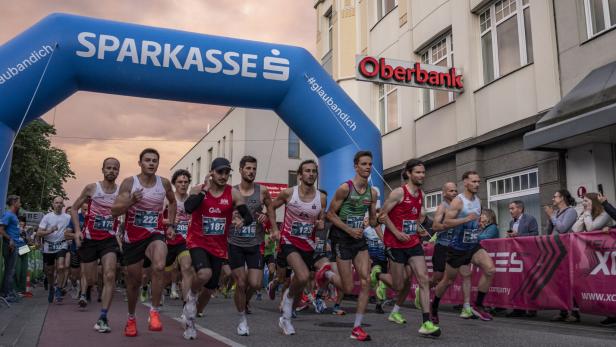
[0,286,48,347]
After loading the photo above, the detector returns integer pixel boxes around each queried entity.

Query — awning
[523,60,616,150]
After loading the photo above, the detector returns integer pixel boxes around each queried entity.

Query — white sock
[463,302,470,309]
[171,282,177,292]
[239,311,247,324]
[282,292,294,319]
[354,313,364,328]
[325,271,335,280]
[392,305,400,313]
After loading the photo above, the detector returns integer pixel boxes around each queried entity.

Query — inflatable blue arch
[0,13,383,208]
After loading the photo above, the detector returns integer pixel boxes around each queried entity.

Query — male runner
[111,148,176,336]
[379,159,440,337]
[38,196,71,304]
[163,169,194,306]
[71,157,122,332]
[431,171,496,322]
[272,159,326,336]
[182,157,253,340]
[227,156,279,335]
[67,203,87,299]
[326,151,378,341]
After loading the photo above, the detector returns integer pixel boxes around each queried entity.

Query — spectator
[507,201,539,237]
[596,193,616,326]
[545,189,577,235]
[478,208,499,240]
[14,215,30,294]
[572,193,612,232]
[0,195,25,302]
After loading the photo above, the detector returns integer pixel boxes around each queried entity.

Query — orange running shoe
[148,310,163,331]
[124,317,138,337]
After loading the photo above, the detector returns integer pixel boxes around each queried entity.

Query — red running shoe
[124,317,137,337]
[471,305,493,321]
[148,310,163,331]
[350,326,371,341]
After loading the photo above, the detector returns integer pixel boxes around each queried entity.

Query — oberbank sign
[356,55,464,92]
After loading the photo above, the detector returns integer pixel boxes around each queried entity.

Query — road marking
[141,302,245,347]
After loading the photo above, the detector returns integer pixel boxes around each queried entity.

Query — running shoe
[414,287,422,310]
[170,287,180,300]
[460,307,474,319]
[267,281,277,300]
[332,304,346,316]
[148,310,163,331]
[237,320,249,336]
[78,294,88,308]
[315,263,332,288]
[370,265,382,288]
[183,318,197,340]
[376,281,387,301]
[54,287,63,304]
[296,293,309,312]
[197,312,204,318]
[278,317,295,335]
[139,287,148,303]
[313,298,327,314]
[292,310,297,319]
[124,317,137,337]
[375,303,385,314]
[388,311,407,324]
[600,317,616,326]
[471,305,493,321]
[94,318,111,333]
[256,291,263,301]
[418,321,441,337]
[350,326,371,341]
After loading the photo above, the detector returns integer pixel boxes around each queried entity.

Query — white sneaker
[183,291,197,319]
[170,287,180,300]
[237,320,249,336]
[278,317,295,335]
[183,318,197,340]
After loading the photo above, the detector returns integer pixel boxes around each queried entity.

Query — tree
[8,120,75,211]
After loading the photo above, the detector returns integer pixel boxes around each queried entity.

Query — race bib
[202,216,226,236]
[237,222,256,238]
[462,229,480,244]
[47,240,66,252]
[176,221,189,237]
[346,215,364,229]
[291,221,314,239]
[93,215,114,232]
[402,220,417,235]
[367,238,384,252]
[134,210,159,229]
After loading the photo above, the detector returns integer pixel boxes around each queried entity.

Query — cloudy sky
[0,0,315,205]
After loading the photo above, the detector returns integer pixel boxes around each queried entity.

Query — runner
[67,203,87,299]
[111,148,177,337]
[431,171,496,322]
[429,182,457,289]
[227,156,279,336]
[163,169,194,307]
[272,159,327,336]
[326,151,378,341]
[37,196,71,304]
[70,157,122,333]
[379,159,440,337]
[181,157,253,340]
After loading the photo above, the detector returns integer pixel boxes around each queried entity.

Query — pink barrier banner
[570,231,616,316]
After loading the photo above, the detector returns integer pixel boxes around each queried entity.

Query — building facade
[170,107,316,221]
[315,0,573,234]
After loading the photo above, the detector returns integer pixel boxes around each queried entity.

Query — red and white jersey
[83,182,119,240]
[186,185,234,259]
[124,175,166,243]
[280,186,321,252]
[384,185,422,249]
[166,195,190,246]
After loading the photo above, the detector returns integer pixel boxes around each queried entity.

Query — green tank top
[338,180,372,230]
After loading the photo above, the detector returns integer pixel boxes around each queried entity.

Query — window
[378,83,398,134]
[420,33,454,114]
[207,148,213,171]
[377,0,398,20]
[424,191,443,213]
[288,128,300,159]
[487,168,541,236]
[195,157,201,184]
[325,7,333,53]
[584,0,616,38]
[229,130,233,162]
[222,136,226,159]
[479,0,533,84]
[288,170,298,186]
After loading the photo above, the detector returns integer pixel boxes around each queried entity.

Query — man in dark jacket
[507,201,539,237]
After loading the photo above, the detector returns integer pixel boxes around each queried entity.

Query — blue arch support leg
[0,13,384,206]
[0,124,15,212]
